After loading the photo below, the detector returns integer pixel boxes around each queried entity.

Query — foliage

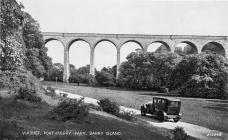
[0,0,25,70]
[77,64,90,74]
[98,98,120,115]
[24,48,45,77]
[202,42,225,56]
[175,45,197,56]
[170,53,228,99]
[95,70,116,86]
[172,127,188,140]
[0,35,25,70]
[44,87,57,98]
[0,0,24,38]
[0,68,42,102]
[0,0,52,77]
[0,69,39,90]
[49,98,89,121]
[101,65,117,78]
[116,111,135,121]
[16,85,41,102]
[23,12,52,78]
[68,64,97,85]
[45,63,63,82]
[69,74,80,83]
[118,52,180,90]
[98,98,135,121]
[155,45,170,53]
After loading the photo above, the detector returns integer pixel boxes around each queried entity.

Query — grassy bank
[42,81,228,133]
[0,95,170,140]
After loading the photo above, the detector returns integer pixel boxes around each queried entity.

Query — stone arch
[94,39,117,49]
[94,39,117,70]
[120,40,144,63]
[120,40,144,51]
[67,38,91,49]
[44,38,64,46]
[147,41,171,52]
[174,41,198,56]
[202,42,225,56]
[68,39,91,69]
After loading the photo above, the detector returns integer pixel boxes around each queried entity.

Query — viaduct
[42,32,228,83]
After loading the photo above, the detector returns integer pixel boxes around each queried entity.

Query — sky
[18,0,228,70]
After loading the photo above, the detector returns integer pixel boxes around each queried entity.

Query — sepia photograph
[0,0,228,139]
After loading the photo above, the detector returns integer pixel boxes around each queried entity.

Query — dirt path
[53,88,228,140]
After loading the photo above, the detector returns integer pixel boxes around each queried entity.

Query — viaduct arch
[42,32,228,83]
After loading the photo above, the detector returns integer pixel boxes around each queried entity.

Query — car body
[140,97,181,122]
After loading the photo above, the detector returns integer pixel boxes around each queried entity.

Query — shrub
[69,74,80,84]
[16,86,41,102]
[49,98,89,121]
[87,103,102,111]
[44,87,57,98]
[172,127,188,140]
[0,69,38,90]
[98,98,136,121]
[98,98,120,115]
[0,69,42,102]
[95,71,116,87]
[116,111,135,121]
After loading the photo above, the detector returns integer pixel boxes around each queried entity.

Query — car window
[169,101,179,107]
[162,100,166,104]
[153,99,157,103]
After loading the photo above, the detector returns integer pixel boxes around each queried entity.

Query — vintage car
[140,97,181,122]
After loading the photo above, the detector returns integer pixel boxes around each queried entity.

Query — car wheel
[174,118,179,122]
[158,111,165,122]
[141,109,146,116]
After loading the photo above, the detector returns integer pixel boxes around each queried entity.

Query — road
[53,88,228,140]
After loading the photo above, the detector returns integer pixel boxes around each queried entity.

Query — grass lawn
[42,81,228,133]
[0,96,170,140]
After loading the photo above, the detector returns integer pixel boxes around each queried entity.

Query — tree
[170,53,228,99]
[95,70,116,87]
[22,12,52,77]
[0,0,52,76]
[118,51,180,90]
[101,65,117,78]
[77,65,90,74]
[155,45,170,53]
[0,0,24,39]
[45,63,63,82]
[175,45,197,56]
[0,0,25,71]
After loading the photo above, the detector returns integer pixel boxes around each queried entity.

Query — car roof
[153,97,181,102]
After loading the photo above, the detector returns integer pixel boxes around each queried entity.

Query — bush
[44,87,57,98]
[69,74,80,84]
[172,127,188,140]
[98,98,120,115]
[16,86,41,102]
[116,111,135,121]
[49,98,89,121]
[0,69,38,90]
[0,69,41,102]
[95,71,116,87]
